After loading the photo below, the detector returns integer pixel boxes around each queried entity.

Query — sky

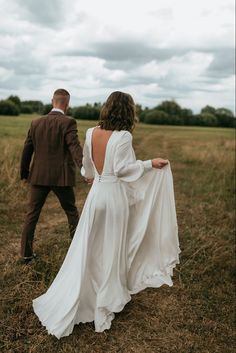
[0,0,235,112]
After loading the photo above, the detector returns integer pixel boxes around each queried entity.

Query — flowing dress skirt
[33,164,180,338]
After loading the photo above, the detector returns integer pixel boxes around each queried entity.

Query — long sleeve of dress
[114,131,152,182]
[80,139,95,179]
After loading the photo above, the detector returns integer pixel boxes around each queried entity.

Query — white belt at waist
[94,174,120,183]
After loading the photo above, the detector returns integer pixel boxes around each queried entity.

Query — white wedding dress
[33,127,181,339]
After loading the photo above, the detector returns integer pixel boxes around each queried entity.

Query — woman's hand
[151,158,168,169]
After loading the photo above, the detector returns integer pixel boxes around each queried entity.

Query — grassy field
[0,114,235,353]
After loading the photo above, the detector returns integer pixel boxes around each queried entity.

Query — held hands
[151,158,169,169]
[84,178,94,185]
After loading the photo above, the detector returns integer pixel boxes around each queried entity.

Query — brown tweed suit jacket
[20,111,83,186]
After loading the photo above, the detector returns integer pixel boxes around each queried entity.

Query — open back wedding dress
[33,127,181,339]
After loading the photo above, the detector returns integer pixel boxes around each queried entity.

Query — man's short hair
[53,88,70,97]
[52,89,70,104]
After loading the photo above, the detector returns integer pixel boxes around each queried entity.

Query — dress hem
[33,249,181,339]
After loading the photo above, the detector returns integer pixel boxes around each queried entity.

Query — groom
[20,89,83,263]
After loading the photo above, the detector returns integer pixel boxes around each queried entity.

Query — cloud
[206,48,235,78]
[0,0,234,112]
[59,41,186,63]
[14,0,71,28]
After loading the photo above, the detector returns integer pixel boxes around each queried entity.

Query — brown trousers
[21,185,79,258]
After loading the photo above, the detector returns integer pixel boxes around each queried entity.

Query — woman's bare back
[91,127,113,175]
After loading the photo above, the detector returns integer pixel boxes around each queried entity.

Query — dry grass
[0,115,235,353]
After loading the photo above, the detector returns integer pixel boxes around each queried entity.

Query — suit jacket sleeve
[65,119,83,168]
[20,122,34,180]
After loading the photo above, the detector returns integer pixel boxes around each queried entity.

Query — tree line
[0,95,235,128]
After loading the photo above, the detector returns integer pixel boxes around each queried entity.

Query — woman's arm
[113,132,168,182]
[80,138,95,179]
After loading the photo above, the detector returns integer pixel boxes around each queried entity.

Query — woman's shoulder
[115,130,133,145]
[86,127,132,137]
[113,129,131,136]
[86,126,97,132]
[85,126,97,136]
[85,127,132,145]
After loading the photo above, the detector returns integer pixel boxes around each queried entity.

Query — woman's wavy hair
[98,91,137,132]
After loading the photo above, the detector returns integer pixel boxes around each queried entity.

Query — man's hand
[152,158,169,169]
[21,179,28,185]
[84,178,94,185]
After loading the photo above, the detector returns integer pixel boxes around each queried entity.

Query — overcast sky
[0,0,235,112]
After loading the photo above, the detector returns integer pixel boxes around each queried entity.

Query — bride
[33,91,181,339]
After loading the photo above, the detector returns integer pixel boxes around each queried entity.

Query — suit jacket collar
[48,111,64,116]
